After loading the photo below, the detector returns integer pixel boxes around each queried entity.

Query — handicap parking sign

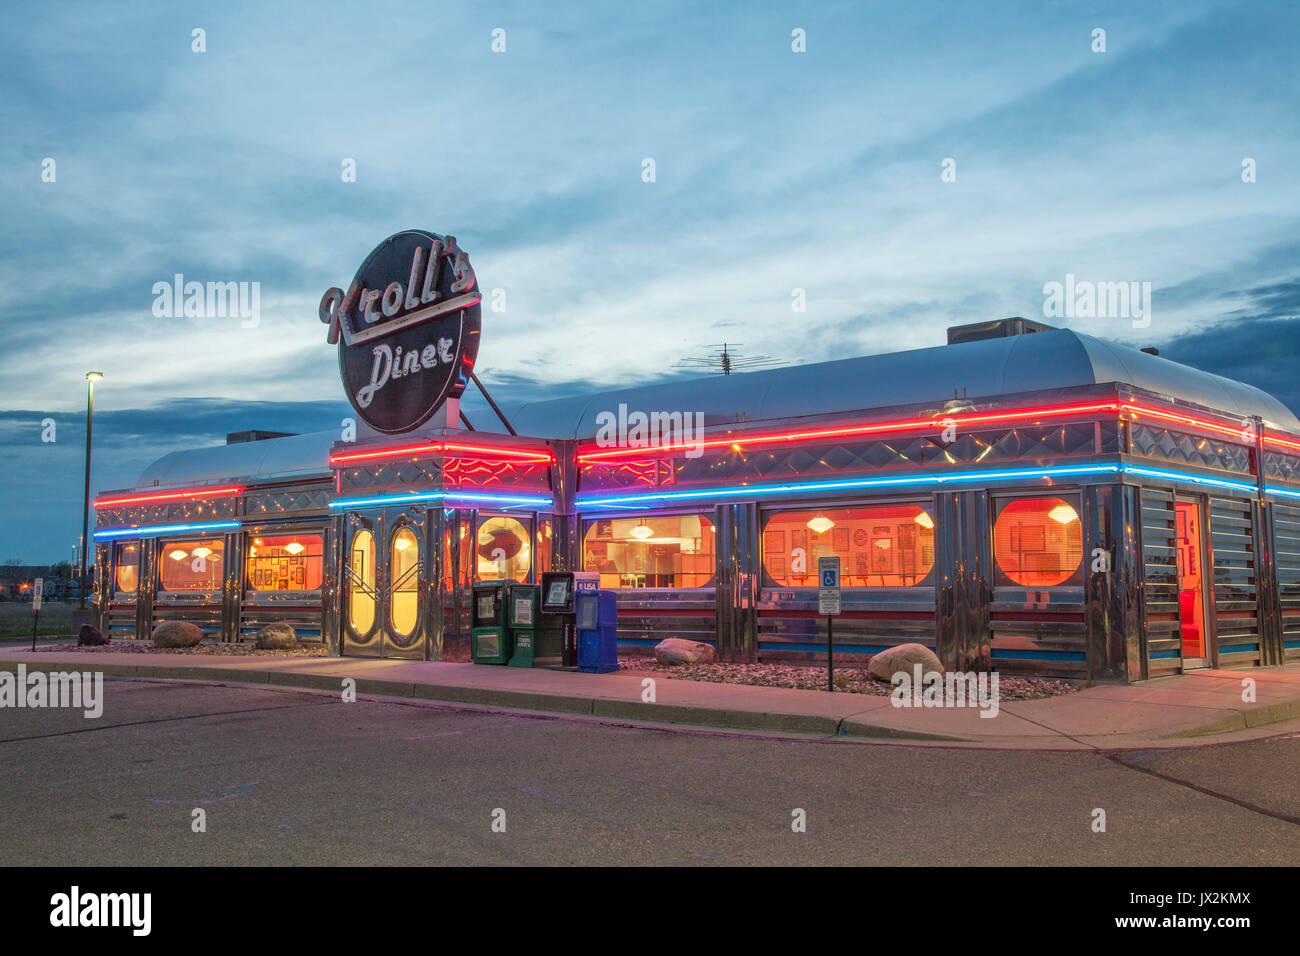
[817,557,840,615]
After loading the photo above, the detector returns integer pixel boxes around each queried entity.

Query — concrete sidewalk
[4,649,1300,749]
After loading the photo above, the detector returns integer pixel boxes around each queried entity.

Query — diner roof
[130,327,1299,489]
[502,328,1300,439]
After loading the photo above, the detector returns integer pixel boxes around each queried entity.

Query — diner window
[476,516,531,582]
[349,529,376,635]
[159,538,224,592]
[583,515,716,589]
[391,527,420,636]
[993,496,1083,587]
[114,541,139,593]
[246,533,323,591]
[537,518,554,577]
[441,511,455,592]
[762,504,935,588]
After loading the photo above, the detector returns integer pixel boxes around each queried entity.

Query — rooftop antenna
[675,342,781,376]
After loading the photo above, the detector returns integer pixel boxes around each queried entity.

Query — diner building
[91,318,1300,681]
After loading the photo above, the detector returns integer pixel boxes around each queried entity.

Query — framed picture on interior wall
[790,528,808,552]
[833,527,850,552]
[291,565,304,586]
[595,519,612,538]
[764,530,783,554]
[768,557,786,578]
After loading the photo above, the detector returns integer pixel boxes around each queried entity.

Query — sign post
[31,577,43,652]
[818,557,841,692]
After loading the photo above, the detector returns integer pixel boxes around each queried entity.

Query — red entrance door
[1175,501,1207,665]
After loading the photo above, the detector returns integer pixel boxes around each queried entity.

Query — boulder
[77,623,110,646]
[654,638,716,665]
[868,642,943,682]
[150,620,204,649]
[255,623,297,650]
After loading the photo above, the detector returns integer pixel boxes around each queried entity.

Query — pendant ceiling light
[806,515,835,534]
[630,524,654,540]
[1049,504,1079,524]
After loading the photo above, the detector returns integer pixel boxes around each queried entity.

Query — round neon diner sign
[319,230,482,434]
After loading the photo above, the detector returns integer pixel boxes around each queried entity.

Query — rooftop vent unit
[226,430,297,445]
[946,316,1056,345]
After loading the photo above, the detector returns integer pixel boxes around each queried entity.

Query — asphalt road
[1,678,1297,865]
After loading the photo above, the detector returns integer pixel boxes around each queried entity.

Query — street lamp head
[85,371,104,382]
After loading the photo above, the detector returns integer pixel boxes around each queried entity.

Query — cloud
[3,0,1300,559]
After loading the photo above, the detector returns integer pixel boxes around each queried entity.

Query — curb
[0,658,947,740]
[5,658,1300,745]
[1161,696,1300,738]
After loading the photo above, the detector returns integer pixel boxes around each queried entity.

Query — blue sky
[1,0,1298,562]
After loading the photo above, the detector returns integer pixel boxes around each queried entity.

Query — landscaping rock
[255,623,297,650]
[77,623,110,646]
[150,620,204,648]
[868,642,943,682]
[654,638,716,665]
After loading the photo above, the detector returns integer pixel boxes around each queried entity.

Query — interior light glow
[806,515,835,534]
[913,512,934,529]
[1049,504,1079,524]
[169,550,187,560]
[629,524,654,540]
[190,547,213,559]
[394,537,411,552]
[284,541,305,555]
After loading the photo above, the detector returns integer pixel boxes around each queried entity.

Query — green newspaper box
[471,580,511,664]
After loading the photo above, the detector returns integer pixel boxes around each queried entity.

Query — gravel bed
[33,640,330,658]
[617,657,1079,700]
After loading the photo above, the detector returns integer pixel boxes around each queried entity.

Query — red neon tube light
[576,401,1122,462]
[575,399,1291,463]
[1264,433,1300,452]
[330,441,553,466]
[95,485,245,509]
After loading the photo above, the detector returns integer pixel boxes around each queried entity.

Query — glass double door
[342,510,428,659]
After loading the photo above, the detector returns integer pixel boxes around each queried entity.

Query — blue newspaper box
[576,589,619,674]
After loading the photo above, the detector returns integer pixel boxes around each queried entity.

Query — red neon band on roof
[1122,404,1250,441]
[1264,433,1300,452]
[95,485,245,508]
[575,400,1281,463]
[329,441,552,465]
[576,401,1123,462]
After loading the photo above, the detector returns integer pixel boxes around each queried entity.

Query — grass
[0,601,78,639]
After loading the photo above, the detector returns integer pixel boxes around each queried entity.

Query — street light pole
[79,372,103,610]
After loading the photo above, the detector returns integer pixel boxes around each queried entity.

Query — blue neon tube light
[329,490,553,509]
[93,520,241,540]
[575,462,1262,509]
